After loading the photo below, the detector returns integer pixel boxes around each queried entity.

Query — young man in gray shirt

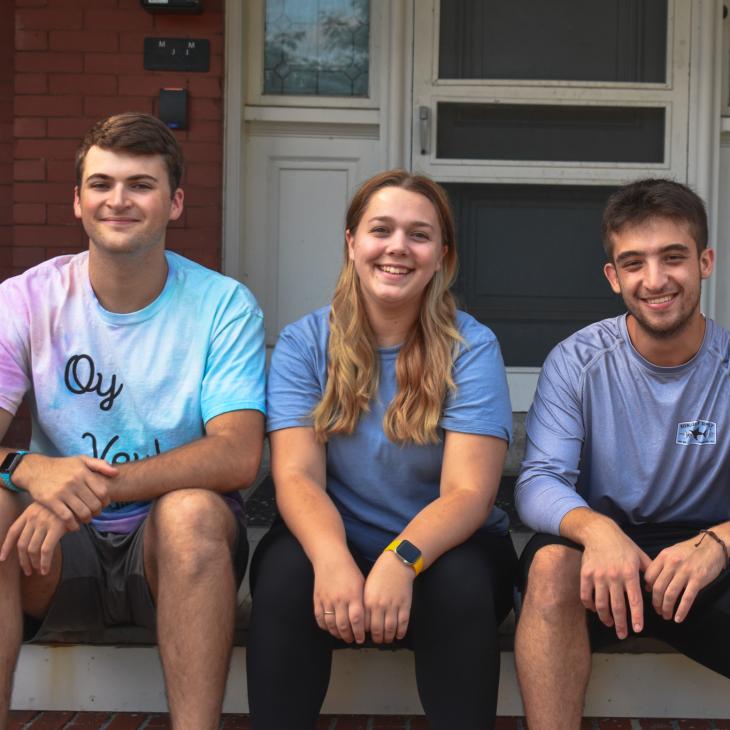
[515,179,730,729]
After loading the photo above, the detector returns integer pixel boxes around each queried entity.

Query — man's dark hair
[602,178,708,259]
[75,112,184,195]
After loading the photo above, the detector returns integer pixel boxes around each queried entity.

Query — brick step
[8,712,730,729]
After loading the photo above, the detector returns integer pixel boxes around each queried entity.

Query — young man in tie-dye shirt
[0,113,266,730]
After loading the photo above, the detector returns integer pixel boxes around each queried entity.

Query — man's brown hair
[75,112,184,195]
[602,178,708,259]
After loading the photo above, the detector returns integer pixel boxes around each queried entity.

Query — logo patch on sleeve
[676,420,716,445]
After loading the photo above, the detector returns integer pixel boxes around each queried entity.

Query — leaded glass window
[264,0,370,97]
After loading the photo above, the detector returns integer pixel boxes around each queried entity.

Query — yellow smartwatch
[385,538,424,576]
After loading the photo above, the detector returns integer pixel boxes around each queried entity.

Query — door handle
[419,106,431,155]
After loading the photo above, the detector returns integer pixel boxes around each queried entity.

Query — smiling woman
[247,170,517,730]
[313,171,460,446]
[344,186,446,344]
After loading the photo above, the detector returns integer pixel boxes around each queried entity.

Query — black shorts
[519,522,730,678]
[24,502,248,643]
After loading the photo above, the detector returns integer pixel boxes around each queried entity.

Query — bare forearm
[110,431,262,502]
[276,474,351,567]
[397,488,490,569]
[269,426,353,570]
[706,520,730,541]
[399,432,506,569]
[559,506,623,546]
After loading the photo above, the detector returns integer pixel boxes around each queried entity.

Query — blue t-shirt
[0,251,267,532]
[267,307,512,561]
[515,314,730,535]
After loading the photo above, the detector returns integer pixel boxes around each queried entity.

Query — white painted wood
[584,654,730,719]
[275,166,350,331]
[244,106,380,125]
[222,0,245,282]
[723,1,730,116]
[12,645,730,718]
[241,133,380,345]
[383,1,409,169]
[715,138,730,330]
[506,369,540,413]
[687,1,723,322]
[245,121,378,140]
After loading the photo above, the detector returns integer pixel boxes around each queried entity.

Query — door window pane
[438,103,665,163]
[444,183,625,366]
[439,0,667,83]
[264,0,369,96]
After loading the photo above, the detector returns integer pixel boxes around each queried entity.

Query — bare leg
[144,489,238,730]
[515,545,589,730]
[0,492,22,730]
[0,493,62,730]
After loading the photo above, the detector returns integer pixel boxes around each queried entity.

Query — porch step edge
[12,644,730,718]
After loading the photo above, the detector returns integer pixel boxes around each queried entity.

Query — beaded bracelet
[695,529,729,569]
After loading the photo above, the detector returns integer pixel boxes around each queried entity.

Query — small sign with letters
[143,37,210,72]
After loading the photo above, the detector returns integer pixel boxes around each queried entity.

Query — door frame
[222,0,724,410]
[405,0,722,409]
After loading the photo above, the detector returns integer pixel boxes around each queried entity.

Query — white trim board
[12,644,730,718]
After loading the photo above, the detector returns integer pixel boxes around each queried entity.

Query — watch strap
[385,538,424,576]
[0,450,29,493]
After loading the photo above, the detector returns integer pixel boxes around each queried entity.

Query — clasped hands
[0,454,117,575]
[313,550,415,645]
[580,524,727,639]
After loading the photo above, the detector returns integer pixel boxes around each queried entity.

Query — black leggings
[247,521,517,730]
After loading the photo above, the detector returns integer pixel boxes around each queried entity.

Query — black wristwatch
[0,451,28,493]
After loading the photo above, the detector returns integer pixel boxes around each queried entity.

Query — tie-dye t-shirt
[0,251,266,533]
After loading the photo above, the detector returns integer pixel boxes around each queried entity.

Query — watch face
[396,540,421,565]
[0,453,19,473]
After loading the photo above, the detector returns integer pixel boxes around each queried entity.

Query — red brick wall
[10,0,225,278]
[3,0,226,447]
[0,0,14,281]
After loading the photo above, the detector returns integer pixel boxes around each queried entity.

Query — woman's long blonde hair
[312,170,461,445]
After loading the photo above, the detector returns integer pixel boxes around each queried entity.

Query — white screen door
[411,0,691,409]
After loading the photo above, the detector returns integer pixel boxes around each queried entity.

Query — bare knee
[523,545,583,622]
[147,489,235,575]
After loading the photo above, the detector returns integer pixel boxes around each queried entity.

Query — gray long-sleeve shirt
[515,315,730,535]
